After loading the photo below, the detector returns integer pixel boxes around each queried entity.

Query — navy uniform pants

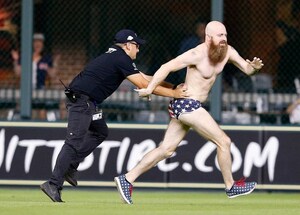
[49,94,108,189]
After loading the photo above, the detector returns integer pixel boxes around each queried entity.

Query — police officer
[40,29,187,202]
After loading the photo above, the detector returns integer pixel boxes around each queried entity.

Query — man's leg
[49,105,92,189]
[76,117,109,162]
[41,99,93,202]
[65,113,108,186]
[126,119,189,183]
[179,107,234,188]
[179,107,256,197]
[115,119,189,204]
[64,163,78,187]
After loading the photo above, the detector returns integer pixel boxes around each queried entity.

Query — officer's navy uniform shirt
[69,45,139,104]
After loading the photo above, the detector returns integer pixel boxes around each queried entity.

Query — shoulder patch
[105,48,117,53]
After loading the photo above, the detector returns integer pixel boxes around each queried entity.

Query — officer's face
[127,42,139,60]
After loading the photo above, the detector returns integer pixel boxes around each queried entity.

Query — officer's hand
[134,88,152,101]
[174,83,189,98]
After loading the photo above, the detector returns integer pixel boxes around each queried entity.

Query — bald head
[205,21,227,37]
[205,21,228,64]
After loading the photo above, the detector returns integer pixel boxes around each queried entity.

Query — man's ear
[206,34,211,41]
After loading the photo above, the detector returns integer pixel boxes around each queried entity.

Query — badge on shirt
[92,109,103,121]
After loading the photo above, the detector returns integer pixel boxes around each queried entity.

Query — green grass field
[0,188,299,215]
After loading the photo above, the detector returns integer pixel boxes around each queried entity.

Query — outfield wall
[0,121,300,190]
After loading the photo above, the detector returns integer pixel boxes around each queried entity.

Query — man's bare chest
[192,62,225,79]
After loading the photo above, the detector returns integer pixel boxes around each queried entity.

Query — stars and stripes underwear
[168,98,202,119]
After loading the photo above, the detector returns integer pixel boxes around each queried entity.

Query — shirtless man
[114,21,264,204]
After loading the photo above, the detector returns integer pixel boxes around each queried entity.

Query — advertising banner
[0,122,299,189]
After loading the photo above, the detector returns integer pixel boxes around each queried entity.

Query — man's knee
[215,135,231,151]
[158,145,176,159]
[224,136,231,146]
[218,135,231,151]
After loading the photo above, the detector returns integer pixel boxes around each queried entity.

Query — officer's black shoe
[65,169,78,187]
[40,181,64,202]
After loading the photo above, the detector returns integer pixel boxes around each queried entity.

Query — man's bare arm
[229,46,264,75]
[141,49,200,96]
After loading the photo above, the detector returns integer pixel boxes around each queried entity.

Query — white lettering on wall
[45,140,64,170]
[78,154,94,171]
[97,141,121,174]
[244,136,279,181]
[194,141,215,172]
[117,138,130,173]
[127,139,156,171]
[5,135,18,172]
[18,140,46,173]
[0,128,280,181]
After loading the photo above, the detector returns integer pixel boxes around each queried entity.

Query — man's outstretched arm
[229,46,264,75]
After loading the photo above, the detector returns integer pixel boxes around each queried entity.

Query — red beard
[208,41,228,64]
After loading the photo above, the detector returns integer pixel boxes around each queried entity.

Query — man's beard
[208,41,228,64]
